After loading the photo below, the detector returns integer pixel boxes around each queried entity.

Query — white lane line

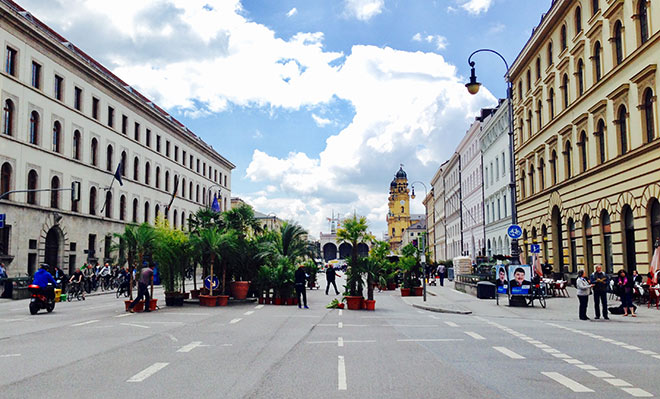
[229,318,242,324]
[623,345,641,350]
[338,356,347,391]
[338,310,343,317]
[653,355,660,360]
[338,337,344,347]
[254,305,264,309]
[541,372,594,393]
[0,354,21,358]
[338,322,343,329]
[588,370,614,378]
[464,331,486,340]
[604,379,632,387]
[397,339,464,342]
[445,321,458,327]
[164,333,178,342]
[127,362,169,383]
[563,359,583,365]
[244,311,255,316]
[621,388,653,397]
[576,365,598,370]
[493,347,525,359]
[115,314,132,318]
[543,348,560,354]
[638,350,657,355]
[120,323,150,329]
[552,353,571,359]
[177,341,203,353]
[71,320,99,327]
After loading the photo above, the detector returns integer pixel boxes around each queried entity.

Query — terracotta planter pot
[230,281,250,300]
[291,297,298,305]
[217,295,229,306]
[400,288,411,297]
[199,295,218,307]
[364,299,376,311]
[182,292,190,300]
[413,287,423,296]
[124,300,145,312]
[164,293,184,306]
[148,299,158,310]
[264,297,271,304]
[387,283,397,290]
[345,296,363,310]
[273,297,283,305]
[258,297,265,304]
[190,289,201,299]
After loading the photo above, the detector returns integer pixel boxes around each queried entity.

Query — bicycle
[527,281,547,308]
[66,282,84,301]
[116,278,130,298]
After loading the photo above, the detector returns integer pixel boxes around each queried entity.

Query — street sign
[530,244,540,253]
[0,213,5,229]
[507,224,523,239]
[204,275,219,290]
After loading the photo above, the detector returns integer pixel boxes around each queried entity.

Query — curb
[412,303,472,315]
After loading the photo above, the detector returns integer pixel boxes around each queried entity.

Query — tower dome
[390,179,397,188]
[395,166,407,179]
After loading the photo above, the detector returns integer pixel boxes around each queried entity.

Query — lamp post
[465,49,519,266]
[411,180,430,301]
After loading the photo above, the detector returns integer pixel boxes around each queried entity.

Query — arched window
[643,88,655,143]
[89,186,97,215]
[144,201,150,223]
[547,42,553,67]
[537,100,543,130]
[106,144,113,171]
[564,141,572,179]
[196,184,200,203]
[1,162,12,199]
[575,6,582,33]
[182,178,186,198]
[120,151,127,176]
[132,198,139,223]
[596,119,606,164]
[155,204,160,219]
[568,218,577,273]
[119,195,126,221]
[29,111,39,145]
[527,110,533,136]
[583,215,594,273]
[202,188,206,205]
[181,212,186,229]
[538,158,545,190]
[579,131,588,172]
[52,121,61,153]
[518,117,524,142]
[551,150,558,185]
[561,74,569,108]
[27,169,38,204]
[50,176,59,208]
[614,21,623,65]
[639,0,649,44]
[548,88,555,119]
[650,199,660,253]
[542,224,549,261]
[600,210,613,273]
[133,157,139,181]
[145,162,150,185]
[593,42,602,82]
[72,130,81,160]
[189,181,193,200]
[577,59,584,96]
[551,206,564,272]
[529,165,535,195]
[560,25,567,50]
[592,0,599,15]
[618,105,628,155]
[173,210,178,229]
[165,171,170,192]
[3,99,14,136]
[520,168,526,198]
[518,82,523,101]
[536,57,541,80]
[105,191,112,218]
[155,167,161,189]
[622,205,636,272]
[90,138,98,166]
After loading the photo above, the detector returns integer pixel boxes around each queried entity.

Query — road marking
[244,311,255,316]
[445,321,458,327]
[654,355,660,360]
[167,312,210,316]
[254,305,264,309]
[563,358,583,365]
[604,379,632,387]
[71,320,99,327]
[121,323,149,329]
[115,314,132,318]
[127,362,169,382]
[178,341,203,353]
[308,339,376,345]
[623,345,641,350]
[535,344,551,349]
[229,318,242,324]
[638,350,657,355]
[542,372,594,392]
[338,310,343,317]
[621,388,653,397]
[338,322,343,329]
[552,353,571,359]
[397,339,464,342]
[164,333,178,342]
[338,356,347,391]
[338,337,344,347]
[543,348,560,353]
[464,331,485,340]
[493,347,525,359]
[588,370,614,378]
[528,340,542,344]
[0,354,21,358]
[576,365,597,370]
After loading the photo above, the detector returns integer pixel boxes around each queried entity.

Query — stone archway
[357,243,369,258]
[323,243,337,261]
[44,225,63,271]
[338,243,352,259]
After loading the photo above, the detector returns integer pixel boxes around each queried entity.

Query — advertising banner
[508,265,531,295]
[496,265,508,294]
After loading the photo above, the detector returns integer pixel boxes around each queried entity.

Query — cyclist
[32,263,56,301]
[69,267,85,300]
[100,263,111,289]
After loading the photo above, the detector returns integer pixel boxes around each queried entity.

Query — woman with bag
[576,270,593,320]
[616,269,636,317]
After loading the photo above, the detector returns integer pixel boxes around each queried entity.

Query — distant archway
[44,226,63,271]
[338,243,352,259]
[323,243,337,261]
[357,243,369,258]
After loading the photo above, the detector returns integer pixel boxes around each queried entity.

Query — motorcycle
[28,282,55,315]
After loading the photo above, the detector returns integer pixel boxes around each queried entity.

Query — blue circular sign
[204,276,219,290]
[507,225,523,239]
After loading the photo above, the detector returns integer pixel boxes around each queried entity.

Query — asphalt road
[1,275,658,399]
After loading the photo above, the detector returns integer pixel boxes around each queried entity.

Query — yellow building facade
[387,167,412,250]
[510,0,660,276]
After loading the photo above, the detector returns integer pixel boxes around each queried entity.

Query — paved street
[1,275,659,399]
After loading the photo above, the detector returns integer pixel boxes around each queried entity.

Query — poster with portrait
[508,265,532,295]
[496,265,508,294]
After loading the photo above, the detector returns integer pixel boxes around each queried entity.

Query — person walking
[576,270,593,320]
[616,269,636,317]
[590,264,609,320]
[325,264,340,295]
[295,264,309,309]
[127,265,153,313]
[436,264,446,287]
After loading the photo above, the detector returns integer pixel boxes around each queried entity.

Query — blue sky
[20,0,551,238]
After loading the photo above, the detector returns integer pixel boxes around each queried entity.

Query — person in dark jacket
[325,265,340,295]
[590,264,609,320]
[616,269,636,317]
[295,265,309,309]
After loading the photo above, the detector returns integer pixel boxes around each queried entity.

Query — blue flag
[211,194,220,212]
[114,162,123,186]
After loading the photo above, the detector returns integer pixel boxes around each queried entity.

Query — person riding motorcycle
[32,263,56,301]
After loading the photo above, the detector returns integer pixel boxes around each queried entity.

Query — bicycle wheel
[539,293,546,308]
[527,296,534,307]
[116,286,121,298]
[67,286,73,302]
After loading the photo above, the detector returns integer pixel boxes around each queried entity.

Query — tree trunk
[221,260,226,295]
[209,254,215,296]
[367,275,374,301]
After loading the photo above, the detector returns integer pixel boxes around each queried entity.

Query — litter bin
[476,281,496,299]
[54,288,62,302]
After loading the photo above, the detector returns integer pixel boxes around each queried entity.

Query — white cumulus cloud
[312,114,332,127]
[343,0,385,21]
[286,7,297,17]
[412,33,448,50]
[460,0,494,15]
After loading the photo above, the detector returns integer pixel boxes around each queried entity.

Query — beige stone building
[0,1,234,276]
[423,190,435,261]
[510,0,660,276]
[431,161,447,262]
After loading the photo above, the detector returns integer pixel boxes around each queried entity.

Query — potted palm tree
[362,240,389,310]
[192,227,233,306]
[336,215,373,310]
[153,217,190,306]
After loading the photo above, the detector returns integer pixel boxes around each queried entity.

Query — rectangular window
[196,159,200,172]
[174,146,179,162]
[485,168,488,188]
[166,141,170,157]
[503,195,507,217]
[107,106,114,127]
[92,97,99,119]
[224,175,227,187]
[495,157,499,181]
[502,152,506,176]
[88,234,96,259]
[31,61,41,89]
[0,225,10,256]
[182,150,186,166]
[121,115,128,134]
[146,129,151,147]
[74,87,82,111]
[497,199,501,219]
[156,135,161,152]
[134,122,140,141]
[54,75,63,101]
[5,46,17,76]
[190,155,193,169]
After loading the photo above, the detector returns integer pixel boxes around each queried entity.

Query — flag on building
[114,162,123,186]
[211,194,221,213]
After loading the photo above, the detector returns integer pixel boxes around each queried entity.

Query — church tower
[387,166,411,250]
